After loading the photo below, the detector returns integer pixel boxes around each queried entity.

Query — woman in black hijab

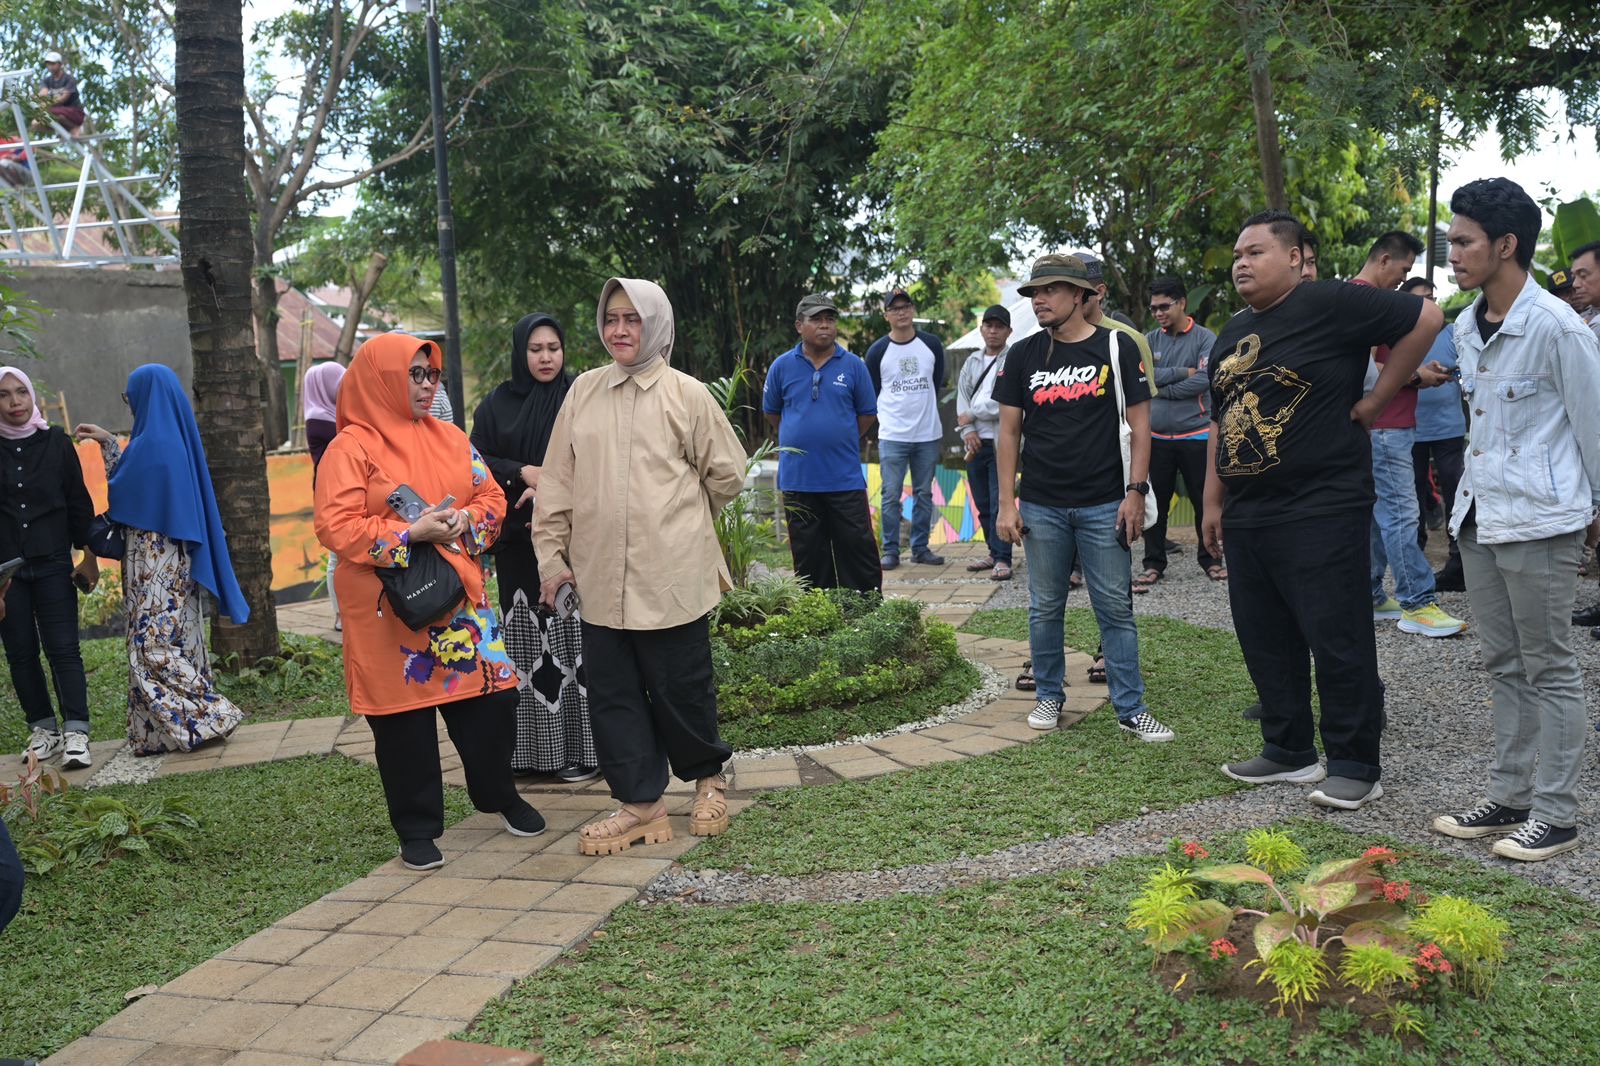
[471,313,597,781]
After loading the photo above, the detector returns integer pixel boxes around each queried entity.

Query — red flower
[1414,943,1453,975]
[1208,938,1238,960]
[1219,1021,1230,1031]
[1182,841,1210,860]
[1362,845,1399,865]
[1381,880,1412,903]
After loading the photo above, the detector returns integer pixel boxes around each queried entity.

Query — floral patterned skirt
[123,529,244,755]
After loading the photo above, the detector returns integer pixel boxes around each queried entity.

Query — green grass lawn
[0,631,350,751]
[469,820,1600,1065]
[721,658,981,751]
[0,755,473,1060]
[690,608,1256,875]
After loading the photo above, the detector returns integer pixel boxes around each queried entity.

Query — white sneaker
[1118,712,1175,743]
[1027,698,1063,730]
[61,730,92,770]
[22,726,63,763]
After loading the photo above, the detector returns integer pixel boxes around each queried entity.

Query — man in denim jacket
[1430,178,1600,862]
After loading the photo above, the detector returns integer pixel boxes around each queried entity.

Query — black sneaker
[880,553,900,571]
[1491,819,1579,862]
[1431,800,1529,840]
[500,801,547,837]
[912,550,946,565]
[1241,701,1263,721]
[1434,565,1466,593]
[400,839,444,871]
[1575,602,1600,627]
[556,764,600,783]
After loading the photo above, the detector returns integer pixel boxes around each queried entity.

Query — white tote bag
[1108,330,1158,528]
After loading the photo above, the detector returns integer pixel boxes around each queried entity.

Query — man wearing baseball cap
[865,286,948,569]
[1548,269,1587,316]
[762,295,881,592]
[993,254,1175,742]
[37,51,85,133]
[956,304,1014,579]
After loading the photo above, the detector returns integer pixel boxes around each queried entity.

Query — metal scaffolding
[0,68,178,267]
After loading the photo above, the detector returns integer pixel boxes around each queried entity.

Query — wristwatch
[1126,481,1150,495]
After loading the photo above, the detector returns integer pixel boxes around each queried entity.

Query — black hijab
[494,312,572,466]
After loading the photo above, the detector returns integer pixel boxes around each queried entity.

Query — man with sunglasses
[1141,276,1220,585]
[763,294,881,592]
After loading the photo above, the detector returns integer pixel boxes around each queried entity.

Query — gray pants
[1459,522,1588,827]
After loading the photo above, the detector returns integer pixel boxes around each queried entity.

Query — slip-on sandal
[690,774,729,837]
[1016,660,1036,691]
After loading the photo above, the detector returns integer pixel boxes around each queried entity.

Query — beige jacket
[532,357,747,629]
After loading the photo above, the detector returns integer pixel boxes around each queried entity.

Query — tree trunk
[1239,7,1288,211]
[334,251,389,365]
[175,0,280,666]
[253,270,290,447]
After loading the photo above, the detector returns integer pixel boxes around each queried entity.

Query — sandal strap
[582,803,663,838]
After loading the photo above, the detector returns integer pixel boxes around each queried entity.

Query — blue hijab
[107,365,250,623]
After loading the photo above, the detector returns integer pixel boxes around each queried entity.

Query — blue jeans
[1369,427,1435,610]
[965,441,1011,564]
[1020,499,1148,721]
[879,439,939,557]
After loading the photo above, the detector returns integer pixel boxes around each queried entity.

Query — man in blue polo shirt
[763,294,882,593]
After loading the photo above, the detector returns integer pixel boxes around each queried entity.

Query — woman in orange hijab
[314,332,545,871]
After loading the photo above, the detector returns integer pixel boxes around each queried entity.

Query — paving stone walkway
[48,542,1074,1065]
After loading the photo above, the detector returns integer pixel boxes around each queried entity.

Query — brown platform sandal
[690,774,729,837]
[578,801,671,856]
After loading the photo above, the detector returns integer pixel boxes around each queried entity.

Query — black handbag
[86,514,125,561]
[377,541,466,630]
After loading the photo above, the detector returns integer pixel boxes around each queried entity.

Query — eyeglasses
[811,369,821,401]
[408,366,442,385]
[1148,302,1175,313]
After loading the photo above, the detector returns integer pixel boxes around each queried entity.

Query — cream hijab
[597,277,674,377]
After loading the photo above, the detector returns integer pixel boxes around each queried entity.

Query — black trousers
[366,688,521,844]
[1412,436,1464,563]
[784,489,882,593]
[581,616,732,804]
[1142,438,1217,574]
[1223,508,1383,782]
[0,557,89,733]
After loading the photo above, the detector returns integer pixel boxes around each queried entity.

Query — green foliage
[1383,1001,1429,1040]
[1339,943,1417,998]
[716,575,832,637]
[1549,198,1600,268]
[707,367,786,588]
[0,275,45,361]
[714,593,959,725]
[8,790,198,874]
[1244,827,1308,878]
[77,566,124,629]
[1250,937,1331,1017]
[1410,895,1510,995]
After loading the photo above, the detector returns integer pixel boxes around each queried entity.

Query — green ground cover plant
[715,589,971,749]
[690,608,1255,875]
[467,820,1600,1065]
[0,632,351,751]
[0,755,473,1061]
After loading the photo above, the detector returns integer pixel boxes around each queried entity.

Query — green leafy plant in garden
[1127,833,1510,1026]
[713,572,812,628]
[77,567,125,629]
[707,367,792,589]
[13,791,199,875]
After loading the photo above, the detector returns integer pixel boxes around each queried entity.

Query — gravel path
[655,547,1600,906]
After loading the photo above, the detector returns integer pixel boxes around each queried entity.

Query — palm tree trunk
[175,0,280,665]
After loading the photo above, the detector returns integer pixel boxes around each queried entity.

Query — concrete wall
[8,267,191,433]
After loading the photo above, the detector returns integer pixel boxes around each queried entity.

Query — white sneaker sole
[1397,619,1466,638]
[1221,762,1327,785]
[1490,834,1580,862]
[1119,725,1175,743]
[1026,715,1059,731]
[61,751,92,770]
[1308,781,1384,810]
[500,812,547,838]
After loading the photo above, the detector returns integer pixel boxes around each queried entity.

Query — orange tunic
[313,334,518,716]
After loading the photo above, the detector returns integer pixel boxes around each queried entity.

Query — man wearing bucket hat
[992,254,1175,742]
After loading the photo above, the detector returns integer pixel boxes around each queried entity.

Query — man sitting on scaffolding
[37,50,85,134]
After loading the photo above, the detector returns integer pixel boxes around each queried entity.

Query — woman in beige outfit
[533,278,747,854]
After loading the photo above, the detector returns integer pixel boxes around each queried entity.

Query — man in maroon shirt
[1352,231,1465,638]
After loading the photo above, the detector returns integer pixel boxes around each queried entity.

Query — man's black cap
[981,304,1011,326]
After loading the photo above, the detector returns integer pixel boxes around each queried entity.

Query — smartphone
[387,484,428,522]
[0,557,23,587]
[431,494,456,513]
[552,581,580,620]
[1115,523,1130,552]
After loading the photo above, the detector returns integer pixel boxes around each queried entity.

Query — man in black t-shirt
[994,254,1175,742]
[1203,211,1441,811]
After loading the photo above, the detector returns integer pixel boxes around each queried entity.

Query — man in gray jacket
[956,305,1013,579]
[1429,178,1600,862]
[1139,277,1220,586]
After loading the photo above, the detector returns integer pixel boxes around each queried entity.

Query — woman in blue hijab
[75,365,247,754]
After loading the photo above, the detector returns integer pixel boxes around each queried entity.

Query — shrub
[7,790,199,875]
[712,590,962,724]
